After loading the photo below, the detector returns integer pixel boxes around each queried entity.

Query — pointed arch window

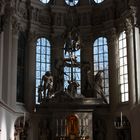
[119,31,129,102]
[35,37,51,104]
[93,37,109,101]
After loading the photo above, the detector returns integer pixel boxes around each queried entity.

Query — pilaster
[80,35,93,96]
[2,10,13,103]
[107,28,118,109]
[25,31,36,112]
[8,16,20,108]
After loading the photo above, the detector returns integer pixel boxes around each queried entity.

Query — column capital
[106,28,117,46]
[0,0,5,14]
[12,16,21,36]
[28,31,38,44]
[125,18,133,35]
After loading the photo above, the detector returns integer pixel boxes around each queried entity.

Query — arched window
[65,0,79,6]
[40,0,50,4]
[119,31,129,102]
[94,0,104,3]
[93,37,109,101]
[35,37,51,104]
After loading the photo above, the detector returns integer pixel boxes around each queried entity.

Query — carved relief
[39,10,51,25]
[12,16,21,35]
[31,6,40,22]
[64,8,79,28]
[11,0,22,14]
[0,0,5,14]
[125,18,133,34]
[55,13,62,26]
[114,0,128,17]
[38,119,51,140]
[106,28,117,46]
[18,6,28,19]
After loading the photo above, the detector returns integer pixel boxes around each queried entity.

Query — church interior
[0,0,140,140]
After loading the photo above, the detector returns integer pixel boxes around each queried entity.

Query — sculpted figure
[41,71,53,98]
[93,71,108,104]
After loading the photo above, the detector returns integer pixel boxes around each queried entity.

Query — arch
[66,114,79,137]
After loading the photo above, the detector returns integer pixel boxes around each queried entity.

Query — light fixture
[114,113,130,129]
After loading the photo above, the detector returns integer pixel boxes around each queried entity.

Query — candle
[61,119,63,126]
[79,119,81,126]
[83,119,85,126]
[56,119,58,126]
[114,121,116,127]
[86,118,88,126]
[56,120,58,136]
[120,112,122,126]
[23,112,26,127]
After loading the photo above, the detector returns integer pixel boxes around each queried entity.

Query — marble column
[134,26,140,104]
[81,35,93,96]
[2,15,13,103]
[106,28,118,140]
[25,31,36,111]
[0,32,4,99]
[125,18,136,105]
[8,18,19,107]
[107,28,118,109]
[0,1,5,99]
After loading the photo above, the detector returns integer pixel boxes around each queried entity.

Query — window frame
[118,31,129,103]
[93,37,109,101]
[39,0,50,4]
[65,0,79,6]
[94,0,104,4]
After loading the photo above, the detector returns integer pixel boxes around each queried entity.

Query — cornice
[0,99,26,115]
